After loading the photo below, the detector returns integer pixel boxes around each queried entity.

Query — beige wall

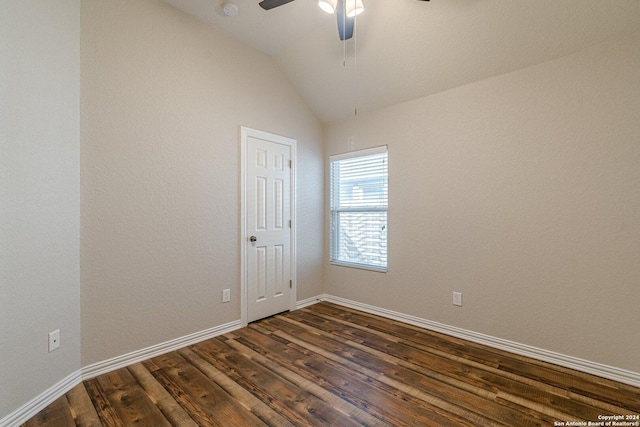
[324,35,640,373]
[3,0,638,420]
[0,0,81,419]
[80,0,323,366]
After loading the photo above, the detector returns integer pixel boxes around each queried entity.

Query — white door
[242,128,295,323]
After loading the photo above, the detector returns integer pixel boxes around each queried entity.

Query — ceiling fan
[258,0,430,41]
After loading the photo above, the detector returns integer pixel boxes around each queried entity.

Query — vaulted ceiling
[163,0,640,122]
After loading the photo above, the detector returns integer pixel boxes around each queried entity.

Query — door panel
[246,134,292,322]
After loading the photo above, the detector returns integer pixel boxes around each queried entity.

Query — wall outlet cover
[48,329,60,352]
[453,292,462,307]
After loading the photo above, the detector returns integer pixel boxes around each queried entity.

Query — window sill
[330,261,387,273]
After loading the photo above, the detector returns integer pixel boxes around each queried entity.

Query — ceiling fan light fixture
[345,0,364,17]
[318,0,337,14]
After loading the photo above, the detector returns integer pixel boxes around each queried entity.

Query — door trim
[240,126,296,326]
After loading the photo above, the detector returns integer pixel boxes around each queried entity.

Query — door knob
[250,236,257,242]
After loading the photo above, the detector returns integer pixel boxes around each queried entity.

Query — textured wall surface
[324,35,640,373]
[0,0,81,419]
[4,1,638,421]
[80,0,323,366]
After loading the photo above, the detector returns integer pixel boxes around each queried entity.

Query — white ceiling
[163,0,640,123]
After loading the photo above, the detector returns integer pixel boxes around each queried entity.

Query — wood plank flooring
[23,302,640,426]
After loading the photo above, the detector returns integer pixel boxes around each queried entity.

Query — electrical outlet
[453,292,462,307]
[48,329,60,352]
[222,288,231,303]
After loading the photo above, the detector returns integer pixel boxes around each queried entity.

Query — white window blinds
[330,146,388,271]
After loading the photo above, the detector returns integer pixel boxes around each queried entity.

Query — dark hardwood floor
[23,302,640,426]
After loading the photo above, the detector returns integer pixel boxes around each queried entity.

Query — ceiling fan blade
[259,0,295,10]
[336,0,354,40]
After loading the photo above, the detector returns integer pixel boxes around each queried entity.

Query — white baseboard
[4,296,639,427]
[295,295,325,310]
[314,294,640,388]
[0,370,81,427]
[0,319,242,427]
[82,319,242,380]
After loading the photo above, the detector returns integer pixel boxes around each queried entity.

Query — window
[330,146,388,272]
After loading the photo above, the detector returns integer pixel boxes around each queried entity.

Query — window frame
[329,145,388,272]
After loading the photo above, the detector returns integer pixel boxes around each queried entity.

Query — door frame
[240,126,297,326]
